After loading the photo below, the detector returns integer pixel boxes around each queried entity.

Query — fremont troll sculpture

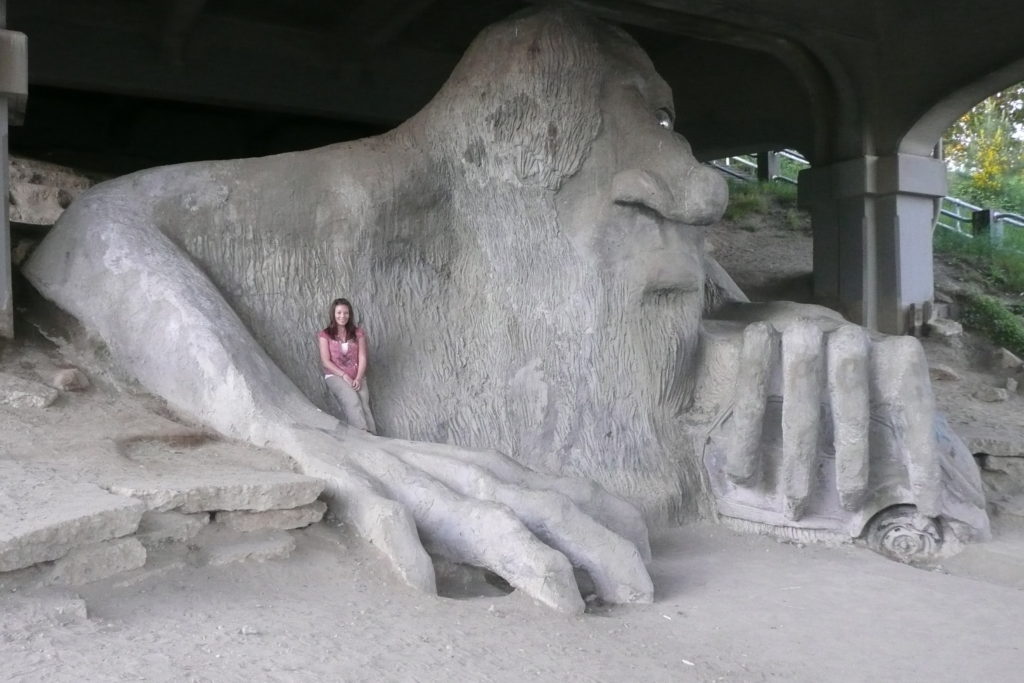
[24,8,988,613]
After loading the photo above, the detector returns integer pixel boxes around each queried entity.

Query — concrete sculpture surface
[23,8,988,612]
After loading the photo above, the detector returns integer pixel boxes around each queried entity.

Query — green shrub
[724,181,771,220]
[960,293,1024,357]
[724,180,799,221]
[934,228,1024,292]
[783,207,805,231]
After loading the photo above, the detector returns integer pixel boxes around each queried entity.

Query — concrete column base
[798,153,947,334]
[0,98,9,338]
[0,19,28,339]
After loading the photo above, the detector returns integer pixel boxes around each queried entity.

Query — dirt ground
[3,214,1024,681]
[7,520,1024,682]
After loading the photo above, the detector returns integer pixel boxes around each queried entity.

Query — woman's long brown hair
[324,297,357,341]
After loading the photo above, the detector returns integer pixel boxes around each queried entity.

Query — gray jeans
[325,374,377,434]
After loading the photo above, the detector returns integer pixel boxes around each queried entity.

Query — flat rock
[135,510,210,548]
[926,318,963,339]
[106,470,324,513]
[48,537,147,586]
[929,364,961,381]
[973,386,1009,402]
[0,461,145,572]
[109,545,190,589]
[0,372,59,408]
[992,347,1024,370]
[216,500,326,532]
[196,528,296,566]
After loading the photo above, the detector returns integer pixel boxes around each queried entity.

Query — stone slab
[106,470,324,513]
[973,386,1009,402]
[196,527,296,566]
[135,510,210,548]
[47,537,147,586]
[926,318,962,339]
[0,372,59,408]
[216,500,326,532]
[0,461,145,572]
[992,347,1024,370]
[109,545,191,589]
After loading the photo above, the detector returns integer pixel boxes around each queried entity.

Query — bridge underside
[4,0,1024,334]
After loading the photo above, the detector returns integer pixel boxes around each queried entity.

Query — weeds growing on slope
[934,228,1024,293]
[723,181,803,232]
[960,293,1024,357]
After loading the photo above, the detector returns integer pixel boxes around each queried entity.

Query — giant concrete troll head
[24,8,989,613]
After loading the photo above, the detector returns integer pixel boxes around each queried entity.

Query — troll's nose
[612,129,728,226]
[612,160,727,226]
[679,162,728,225]
[668,131,727,225]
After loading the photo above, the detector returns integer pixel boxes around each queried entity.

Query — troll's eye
[656,108,674,130]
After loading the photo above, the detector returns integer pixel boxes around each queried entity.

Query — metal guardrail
[937,195,978,235]
[714,150,1024,247]
[936,196,1024,246]
[711,150,806,185]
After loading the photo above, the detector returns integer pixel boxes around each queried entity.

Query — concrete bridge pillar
[798,153,947,335]
[0,0,27,338]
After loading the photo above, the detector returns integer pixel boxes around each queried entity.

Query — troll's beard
[368,187,710,525]
[520,281,704,524]
[469,194,707,525]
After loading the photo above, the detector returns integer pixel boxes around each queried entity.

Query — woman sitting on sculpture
[317,297,377,434]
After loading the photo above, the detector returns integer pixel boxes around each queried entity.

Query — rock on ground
[974,386,1009,403]
[992,347,1024,370]
[929,364,962,381]
[215,501,327,532]
[50,368,90,392]
[0,461,145,572]
[106,470,324,513]
[926,317,963,340]
[47,537,147,586]
[135,511,210,548]
[0,372,59,408]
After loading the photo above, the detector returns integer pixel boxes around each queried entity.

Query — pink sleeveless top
[318,327,365,380]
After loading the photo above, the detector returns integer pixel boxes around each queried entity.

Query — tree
[944,83,1024,213]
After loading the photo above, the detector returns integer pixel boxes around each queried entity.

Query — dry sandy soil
[3,213,1024,682]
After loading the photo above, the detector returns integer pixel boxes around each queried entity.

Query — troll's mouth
[608,192,707,296]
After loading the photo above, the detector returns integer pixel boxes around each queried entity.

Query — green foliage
[944,82,1024,214]
[783,207,804,231]
[934,229,1024,293]
[960,293,1024,357]
[723,180,797,221]
[948,172,1024,215]
[777,157,806,183]
[944,83,1024,173]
